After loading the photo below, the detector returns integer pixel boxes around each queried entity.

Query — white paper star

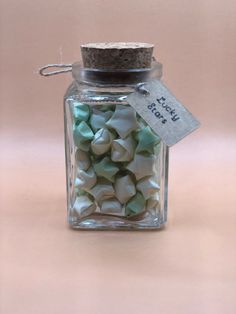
[106,105,139,138]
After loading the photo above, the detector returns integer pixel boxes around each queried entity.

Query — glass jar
[64,43,169,230]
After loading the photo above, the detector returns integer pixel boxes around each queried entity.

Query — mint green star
[125,192,146,216]
[94,157,119,182]
[136,126,161,154]
[73,121,94,151]
[73,102,90,122]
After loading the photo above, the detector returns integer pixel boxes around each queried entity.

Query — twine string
[39,64,72,77]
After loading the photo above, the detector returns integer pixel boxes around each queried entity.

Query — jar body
[64,81,169,229]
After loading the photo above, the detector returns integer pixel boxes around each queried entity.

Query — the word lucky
[147,96,180,124]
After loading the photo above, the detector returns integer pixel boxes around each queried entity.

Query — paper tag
[127,80,200,146]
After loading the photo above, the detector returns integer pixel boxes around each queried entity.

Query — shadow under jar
[64,43,169,230]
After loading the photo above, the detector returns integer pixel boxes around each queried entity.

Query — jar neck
[72,61,162,87]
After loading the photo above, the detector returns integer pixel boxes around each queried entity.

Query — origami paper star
[75,149,91,170]
[146,193,160,212]
[136,176,160,200]
[89,180,115,202]
[72,195,96,218]
[94,157,119,182]
[114,174,136,204]
[91,128,115,155]
[111,135,136,162]
[72,101,90,122]
[106,105,139,138]
[125,192,146,216]
[90,108,113,132]
[75,167,97,191]
[127,154,156,180]
[100,198,123,215]
[73,121,94,151]
[135,126,161,154]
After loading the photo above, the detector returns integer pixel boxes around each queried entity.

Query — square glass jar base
[68,215,166,230]
[64,89,169,231]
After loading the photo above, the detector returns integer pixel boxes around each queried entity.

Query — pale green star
[136,126,161,154]
[73,121,94,151]
[72,101,90,122]
[94,157,119,182]
[125,192,146,216]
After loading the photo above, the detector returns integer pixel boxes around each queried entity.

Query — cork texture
[81,42,154,70]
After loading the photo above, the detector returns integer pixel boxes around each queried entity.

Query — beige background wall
[1,1,236,314]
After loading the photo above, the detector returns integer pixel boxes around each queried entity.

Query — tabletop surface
[1,134,236,314]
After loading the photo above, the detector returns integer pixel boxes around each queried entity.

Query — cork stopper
[81,42,154,70]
